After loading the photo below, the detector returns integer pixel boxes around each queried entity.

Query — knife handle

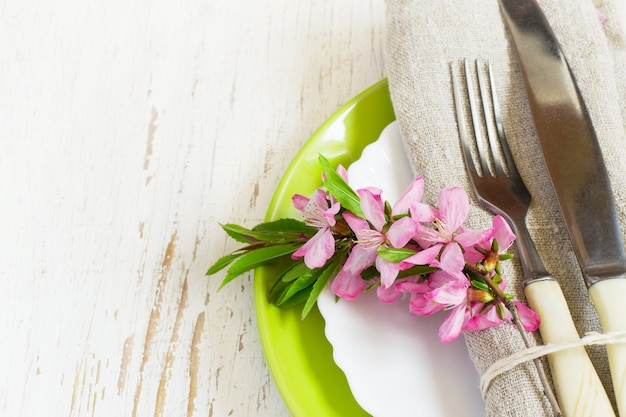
[524,279,616,417]
[589,278,626,417]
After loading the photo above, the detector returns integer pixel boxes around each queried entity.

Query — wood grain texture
[0,0,386,416]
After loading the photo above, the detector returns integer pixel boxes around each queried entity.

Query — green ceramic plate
[254,79,395,416]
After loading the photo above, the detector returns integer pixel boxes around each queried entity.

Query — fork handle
[589,278,626,417]
[524,279,616,417]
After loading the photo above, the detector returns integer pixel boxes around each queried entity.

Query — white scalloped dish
[316,121,485,417]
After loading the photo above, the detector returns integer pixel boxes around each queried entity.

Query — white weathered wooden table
[0,1,386,415]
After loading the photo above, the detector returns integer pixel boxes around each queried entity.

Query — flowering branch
[208,155,541,345]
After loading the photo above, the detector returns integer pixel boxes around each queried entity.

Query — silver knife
[498,0,626,416]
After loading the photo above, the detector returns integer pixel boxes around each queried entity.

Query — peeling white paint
[0,1,387,416]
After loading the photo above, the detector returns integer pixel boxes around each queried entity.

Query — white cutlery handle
[525,279,616,417]
[589,278,626,417]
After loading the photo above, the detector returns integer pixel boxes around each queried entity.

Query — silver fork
[452,59,615,417]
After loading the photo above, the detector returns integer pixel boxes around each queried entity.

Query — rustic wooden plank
[0,0,386,416]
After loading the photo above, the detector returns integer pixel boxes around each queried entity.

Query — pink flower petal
[292,194,310,210]
[437,243,464,274]
[377,257,401,289]
[343,211,371,240]
[491,215,515,251]
[323,201,340,227]
[428,280,468,306]
[439,304,467,342]
[337,164,349,182]
[463,246,487,265]
[310,188,328,208]
[386,216,419,248]
[514,301,540,331]
[409,294,442,316]
[413,224,445,249]
[454,228,493,248]
[410,202,436,222]
[465,303,502,331]
[292,228,335,269]
[392,176,424,216]
[428,270,464,287]
[341,244,378,275]
[357,188,386,231]
[438,187,469,233]
[331,245,377,299]
[377,284,402,304]
[331,269,367,300]
[400,244,441,268]
[395,280,430,293]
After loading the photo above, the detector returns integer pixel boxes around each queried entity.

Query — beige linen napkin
[385,0,626,415]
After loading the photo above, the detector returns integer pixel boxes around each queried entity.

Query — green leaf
[221,223,257,243]
[318,155,363,217]
[253,218,314,234]
[277,259,315,283]
[384,200,393,218]
[274,269,320,306]
[396,265,438,279]
[206,252,246,275]
[376,246,417,263]
[473,246,488,256]
[496,303,506,320]
[498,253,514,261]
[463,267,483,281]
[274,287,312,308]
[301,255,344,319]
[222,220,314,244]
[220,243,301,289]
[360,265,380,281]
[228,243,301,274]
[470,279,490,292]
[391,212,410,221]
[268,260,319,305]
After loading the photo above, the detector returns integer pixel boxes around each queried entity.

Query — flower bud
[482,250,499,272]
[468,288,494,303]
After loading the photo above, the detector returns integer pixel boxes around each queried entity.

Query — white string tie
[480,330,626,398]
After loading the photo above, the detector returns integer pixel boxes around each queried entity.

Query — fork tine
[477,61,506,176]
[463,59,491,177]
[452,62,479,180]
[487,61,520,179]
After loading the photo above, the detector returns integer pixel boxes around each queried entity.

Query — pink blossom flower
[374,268,473,342]
[411,187,493,272]
[381,193,534,342]
[291,188,340,268]
[332,208,418,297]
[405,264,539,342]
[409,270,469,327]
[465,215,516,264]
[376,276,426,304]
[465,299,539,334]
[331,244,377,300]
[331,177,426,299]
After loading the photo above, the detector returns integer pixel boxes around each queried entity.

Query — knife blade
[498,0,626,415]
